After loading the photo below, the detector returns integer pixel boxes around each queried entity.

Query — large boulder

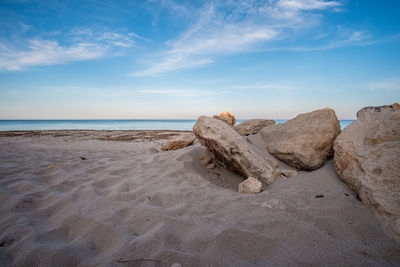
[260,108,341,170]
[213,112,236,126]
[160,133,195,151]
[334,103,400,244]
[234,119,275,136]
[193,116,280,185]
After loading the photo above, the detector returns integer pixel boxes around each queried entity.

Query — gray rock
[260,108,341,170]
[234,119,275,136]
[193,116,280,185]
[334,103,400,244]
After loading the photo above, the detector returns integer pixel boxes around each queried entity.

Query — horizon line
[0,118,356,121]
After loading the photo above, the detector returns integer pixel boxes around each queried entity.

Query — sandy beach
[0,130,399,266]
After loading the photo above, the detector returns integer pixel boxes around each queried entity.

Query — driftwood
[117,258,161,263]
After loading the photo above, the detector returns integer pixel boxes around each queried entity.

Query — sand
[0,130,399,266]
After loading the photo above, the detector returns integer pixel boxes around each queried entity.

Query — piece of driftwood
[117,258,161,263]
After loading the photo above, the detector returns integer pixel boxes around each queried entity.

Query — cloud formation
[133,0,343,76]
[0,29,138,71]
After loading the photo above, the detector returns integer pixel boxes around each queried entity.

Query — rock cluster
[213,112,236,126]
[193,116,280,185]
[193,105,399,244]
[234,119,275,136]
[260,108,341,170]
[334,103,400,244]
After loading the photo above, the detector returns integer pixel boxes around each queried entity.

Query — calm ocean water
[0,119,354,131]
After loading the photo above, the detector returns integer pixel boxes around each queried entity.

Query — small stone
[261,199,279,209]
[213,111,236,126]
[238,177,262,194]
[206,163,215,169]
[201,157,211,166]
[141,147,159,153]
[315,194,324,198]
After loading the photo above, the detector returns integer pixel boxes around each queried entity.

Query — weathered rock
[160,133,195,151]
[334,103,400,244]
[238,177,262,194]
[213,112,236,126]
[234,119,275,136]
[260,108,341,170]
[193,116,280,185]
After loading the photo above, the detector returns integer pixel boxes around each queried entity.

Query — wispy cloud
[233,83,299,90]
[364,79,400,91]
[28,85,229,97]
[277,30,378,51]
[139,89,228,96]
[0,28,140,71]
[0,40,106,71]
[278,0,340,10]
[133,0,343,76]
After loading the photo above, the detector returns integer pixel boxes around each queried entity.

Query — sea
[0,120,355,131]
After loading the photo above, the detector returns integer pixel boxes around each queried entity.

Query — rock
[238,177,262,194]
[206,163,215,169]
[334,103,400,244]
[141,147,159,153]
[160,133,195,151]
[193,116,280,185]
[234,119,275,136]
[213,112,236,126]
[261,199,280,209]
[280,169,298,178]
[201,157,211,166]
[260,108,341,170]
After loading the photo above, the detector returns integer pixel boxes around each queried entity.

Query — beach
[0,130,399,266]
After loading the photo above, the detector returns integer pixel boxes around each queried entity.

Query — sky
[0,0,399,120]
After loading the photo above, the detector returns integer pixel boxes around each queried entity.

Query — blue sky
[0,0,399,119]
